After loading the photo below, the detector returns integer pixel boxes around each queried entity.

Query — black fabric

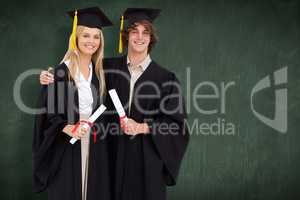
[103,56,189,200]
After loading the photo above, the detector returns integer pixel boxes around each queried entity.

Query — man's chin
[131,48,148,54]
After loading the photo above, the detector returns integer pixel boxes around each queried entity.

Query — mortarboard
[123,8,161,25]
[67,7,113,50]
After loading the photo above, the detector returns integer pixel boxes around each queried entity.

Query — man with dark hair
[105,8,189,200]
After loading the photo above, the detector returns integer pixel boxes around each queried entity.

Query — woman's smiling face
[77,26,101,56]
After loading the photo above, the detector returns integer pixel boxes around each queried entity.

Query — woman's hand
[40,70,54,85]
[62,124,89,140]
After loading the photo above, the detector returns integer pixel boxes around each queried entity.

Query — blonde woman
[33,7,112,200]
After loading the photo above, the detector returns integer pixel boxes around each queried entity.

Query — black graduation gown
[32,63,110,200]
[104,56,189,200]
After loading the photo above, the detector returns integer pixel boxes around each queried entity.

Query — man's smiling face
[127,23,151,55]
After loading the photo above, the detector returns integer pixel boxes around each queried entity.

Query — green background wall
[1,0,299,199]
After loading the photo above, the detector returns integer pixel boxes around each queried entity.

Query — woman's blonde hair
[60,25,106,96]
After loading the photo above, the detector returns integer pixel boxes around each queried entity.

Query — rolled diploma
[69,104,107,144]
[108,89,128,122]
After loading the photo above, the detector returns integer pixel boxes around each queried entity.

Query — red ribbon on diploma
[119,115,127,130]
[71,120,97,143]
[119,115,127,121]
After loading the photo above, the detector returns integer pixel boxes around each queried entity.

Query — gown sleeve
[32,81,69,193]
[147,72,189,186]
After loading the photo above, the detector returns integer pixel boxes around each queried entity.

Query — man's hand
[40,70,54,85]
[121,118,150,136]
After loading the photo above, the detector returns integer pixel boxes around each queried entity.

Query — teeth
[85,45,95,49]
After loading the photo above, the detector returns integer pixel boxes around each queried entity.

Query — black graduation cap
[67,7,113,29]
[67,7,113,50]
[123,8,161,25]
[118,8,161,53]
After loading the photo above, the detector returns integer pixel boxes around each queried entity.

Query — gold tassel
[118,15,124,54]
[71,10,78,50]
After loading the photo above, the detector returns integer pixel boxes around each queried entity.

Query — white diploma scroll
[108,89,128,122]
[69,104,107,144]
